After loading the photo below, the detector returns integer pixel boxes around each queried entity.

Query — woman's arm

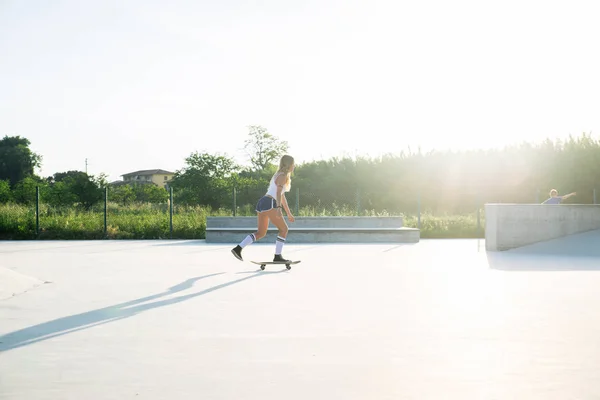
[281,194,295,222]
[275,173,286,207]
[275,174,295,222]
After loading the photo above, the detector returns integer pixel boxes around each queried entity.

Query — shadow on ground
[486,229,600,271]
[0,270,285,352]
[151,240,209,247]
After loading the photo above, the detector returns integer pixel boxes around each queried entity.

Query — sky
[1,0,599,182]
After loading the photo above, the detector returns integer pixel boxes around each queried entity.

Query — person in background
[542,189,576,204]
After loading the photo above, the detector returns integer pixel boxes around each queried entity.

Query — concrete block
[205,216,418,243]
[206,227,420,244]
[485,204,600,251]
[206,216,404,229]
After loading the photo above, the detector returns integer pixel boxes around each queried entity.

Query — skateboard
[251,260,301,270]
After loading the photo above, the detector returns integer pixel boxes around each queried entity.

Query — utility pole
[85,158,88,174]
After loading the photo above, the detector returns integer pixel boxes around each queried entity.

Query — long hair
[277,155,294,192]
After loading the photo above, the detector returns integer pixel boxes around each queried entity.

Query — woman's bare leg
[231,211,271,261]
[255,211,270,240]
[268,209,289,259]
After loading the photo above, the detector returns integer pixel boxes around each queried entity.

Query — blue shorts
[255,196,277,213]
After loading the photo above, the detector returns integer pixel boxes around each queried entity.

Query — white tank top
[266,172,290,198]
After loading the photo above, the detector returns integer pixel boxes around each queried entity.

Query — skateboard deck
[251,260,301,270]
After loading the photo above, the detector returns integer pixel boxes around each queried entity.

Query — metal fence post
[170,187,173,239]
[104,187,108,238]
[476,194,481,233]
[295,187,299,216]
[417,192,421,230]
[594,189,597,205]
[356,188,361,216]
[233,187,237,217]
[35,186,40,238]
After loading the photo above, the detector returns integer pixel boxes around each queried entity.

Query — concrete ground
[2,232,600,400]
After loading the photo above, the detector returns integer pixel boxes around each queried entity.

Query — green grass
[0,202,484,240]
[403,211,484,238]
[0,203,37,239]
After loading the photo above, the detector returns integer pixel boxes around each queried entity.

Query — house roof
[109,180,157,186]
[121,169,174,177]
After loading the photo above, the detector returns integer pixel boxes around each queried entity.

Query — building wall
[151,173,173,188]
[122,172,173,188]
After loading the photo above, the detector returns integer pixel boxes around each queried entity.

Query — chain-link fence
[1,184,597,240]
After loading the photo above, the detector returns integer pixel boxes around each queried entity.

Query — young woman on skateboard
[231,155,296,262]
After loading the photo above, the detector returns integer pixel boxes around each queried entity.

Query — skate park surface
[2,231,600,400]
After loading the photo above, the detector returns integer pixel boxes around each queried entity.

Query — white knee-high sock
[239,233,256,248]
[275,236,286,255]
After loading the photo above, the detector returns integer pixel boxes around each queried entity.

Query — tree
[244,125,289,171]
[0,179,12,203]
[45,181,78,207]
[176,152,239,181]
[12,176,46,205]
[132,184,169,203]
[169,152,240,208]
[46,170,103,209]
[48,170,86,184]
[0,136,42,187]
[108,185,136,205]
[69,173,104,209]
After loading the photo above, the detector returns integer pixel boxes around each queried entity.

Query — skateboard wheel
[260,265,265,270]
[286,264,291,270]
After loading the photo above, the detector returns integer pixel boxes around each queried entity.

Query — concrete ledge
[207,227,410,232]
[485,204,600,251]
[207,216,404,229]
[205,216,419,243]
[206,227,420,244]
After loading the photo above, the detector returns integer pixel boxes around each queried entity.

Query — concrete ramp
[0,267,46,301]
[506,228,600,257]
[486,228,600,271]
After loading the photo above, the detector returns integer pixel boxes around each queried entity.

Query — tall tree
[170,152,240,207]
[0,136,42,186]
[131,184,169,204]
[244,125,289,171]
[46,170,104,209]
[12,176,46,205]
[0,179,12,203]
